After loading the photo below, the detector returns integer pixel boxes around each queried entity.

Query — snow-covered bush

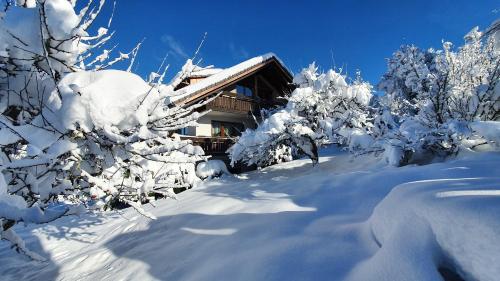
[196,160,231,180]
[0,0,207,258]
[372,26,500,166]
[228,109,318,167]
[228,64,372,167]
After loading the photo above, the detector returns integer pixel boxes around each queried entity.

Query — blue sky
[91,0,499,85]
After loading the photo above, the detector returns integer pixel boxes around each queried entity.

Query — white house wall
[191,111,256,137]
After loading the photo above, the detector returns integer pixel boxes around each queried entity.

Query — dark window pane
[236,85,252,97]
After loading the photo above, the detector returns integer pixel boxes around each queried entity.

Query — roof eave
[176,57,292,106]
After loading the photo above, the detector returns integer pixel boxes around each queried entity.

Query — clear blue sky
[90,0,499,85]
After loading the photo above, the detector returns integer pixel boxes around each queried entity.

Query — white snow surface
[1,149,500,281]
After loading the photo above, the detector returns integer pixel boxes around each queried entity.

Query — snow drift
[349,177,500,281]
[1,149,499,280]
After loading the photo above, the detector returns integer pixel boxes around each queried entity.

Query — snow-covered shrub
[0,0,207,258]
[372,26,500,166]
[228,64,372,167]
[196,160,231,180]
[228,109,318,167]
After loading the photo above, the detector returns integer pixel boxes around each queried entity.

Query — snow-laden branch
[0,0,207,261]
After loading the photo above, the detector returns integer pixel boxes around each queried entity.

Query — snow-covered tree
[444,27,499,122]
[373,26,499,166]
[228,63,372,168]
[0,0,207,259]
[378,45,441,119]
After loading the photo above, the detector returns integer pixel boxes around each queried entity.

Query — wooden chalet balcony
[207,94,253,114]
[206,93,283,114]
[180,136,235,155]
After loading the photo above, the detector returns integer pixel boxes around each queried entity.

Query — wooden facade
[205,91,284,115]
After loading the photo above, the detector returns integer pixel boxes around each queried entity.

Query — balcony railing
[206,93,283,114]
[206,94,254,113]
[180,136,235,155]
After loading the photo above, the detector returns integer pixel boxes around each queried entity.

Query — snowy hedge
[0,0,208,258]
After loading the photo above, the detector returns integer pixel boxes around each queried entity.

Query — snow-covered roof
[189,65,223,78]
[173,53,290,103]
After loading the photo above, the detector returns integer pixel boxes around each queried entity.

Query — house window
[236,85,253,98]
[178,127,189,135]
[212,121,244,137]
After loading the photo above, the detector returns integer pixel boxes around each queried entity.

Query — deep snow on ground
[1,148,499,281]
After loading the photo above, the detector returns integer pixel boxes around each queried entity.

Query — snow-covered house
[174,53,293,156]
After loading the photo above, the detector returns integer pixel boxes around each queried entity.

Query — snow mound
[196,160,231,179]
[349,177,500,281]
[48,70,161,132]
[189,65,223,77]
[470,121,500,144]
